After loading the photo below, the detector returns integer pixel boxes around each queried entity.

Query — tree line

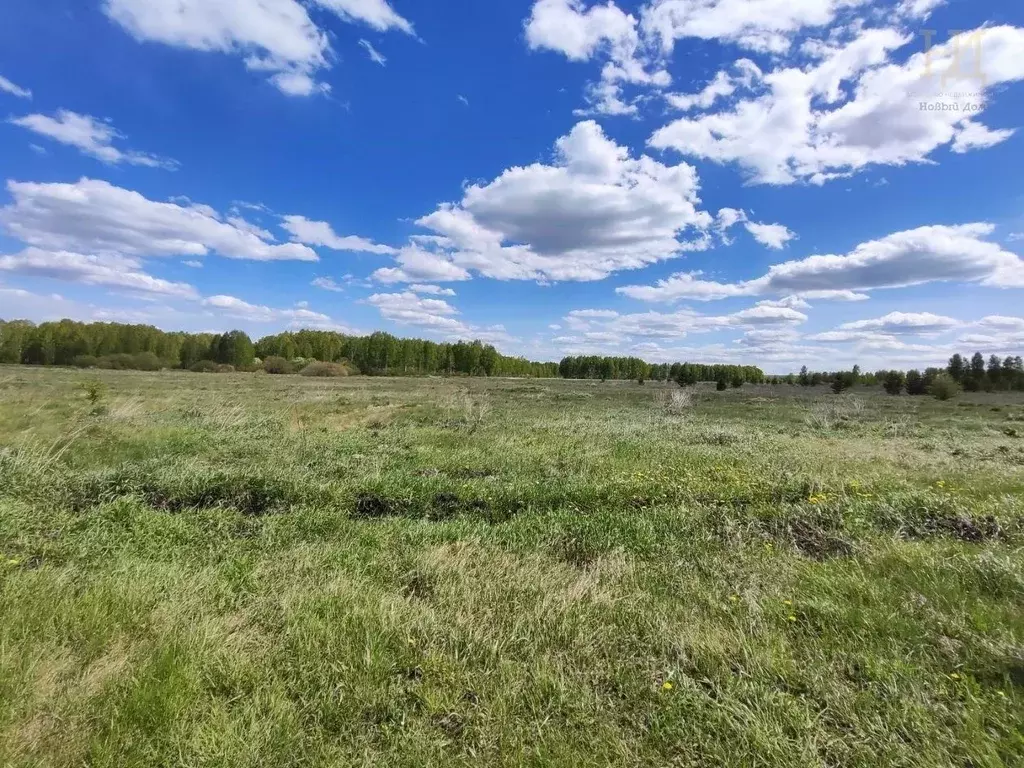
[557,356,766,385]
[784,352,1024,394]
[0,319,559,378]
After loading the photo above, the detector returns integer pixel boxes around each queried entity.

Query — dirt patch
[904,512,1002,543]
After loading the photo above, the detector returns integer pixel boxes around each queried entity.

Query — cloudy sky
[1,0,1023,372]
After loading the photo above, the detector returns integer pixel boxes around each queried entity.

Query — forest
[1,319,1021,392]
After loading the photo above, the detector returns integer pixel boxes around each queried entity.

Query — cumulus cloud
[2,178,317,262]
[714,207,795,248]
[409,283,456,296]
[0,74,32,99]
[372,245,472,284]
[0,247,197,298]
[104,0,412,95]
[202,294,332,323]
[650,25,1024,184]
[280,215,396,254]
[744,221,796,249]
[10,111,177,169]
[407,120,714,282]
[619,223,1024,301]
[366,291,513,343]
[838,311,959,335]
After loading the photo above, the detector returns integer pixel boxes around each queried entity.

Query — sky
[1,0,1023,373]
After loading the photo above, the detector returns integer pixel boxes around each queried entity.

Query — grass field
[1,366,1022,767]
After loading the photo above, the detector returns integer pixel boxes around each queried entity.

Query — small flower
[662,681,673,691]
[787,615,797,622]
[783,600,793,607]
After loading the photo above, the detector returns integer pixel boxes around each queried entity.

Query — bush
[214,364,235,373]
[263,356,294,375]
[930,372,960,401]
[716,378,728,391]
[300,361,349,378]
[133,351,162,371]
[72,355,98,369]
[189,360,218,373]
[906,369,927,396]
[730,375,744,388]
[882,370,905,396]
[831,372,856,394]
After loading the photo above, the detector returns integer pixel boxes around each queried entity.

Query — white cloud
[104,0,412,95]
[0,247,197,298]
[641,0,870,54]
[183,260,203,268]
[976,315,1024,332]
[366,290,512,343]
[744,221,796,249]
[372,245,472,284]
[650,26,1024,185]
[666,59,761,111]
[411,120,714,282]
[409,283,456,296]
[2,178,317,261]
[312,0,413,34]
[0,75,32,99]
[839,311,959,335]
[10,111,177,169]
[619,223,1024,301]
[714,207,795,248]
[202,294,332,323]
[457,95,470,106]
[280,214,396,254]
[312,276,345,292]
[358,39,387,65]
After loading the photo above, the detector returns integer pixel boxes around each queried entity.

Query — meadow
[0,366,1022,767]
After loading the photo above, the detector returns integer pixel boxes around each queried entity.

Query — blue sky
[1,0,1023,372]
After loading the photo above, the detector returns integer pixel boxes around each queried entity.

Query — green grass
[1,366,1022,767]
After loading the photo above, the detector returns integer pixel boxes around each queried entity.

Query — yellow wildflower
[662,681,673,691]
[949,672,961,681]
[787,615,797,622]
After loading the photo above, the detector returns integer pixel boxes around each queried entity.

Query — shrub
[300,361,349,378]
[906,369,927,395]
[716,378,728,391]
[189,360,218,373]
[72,355,98,369]
[831,372,856,394]
[930,372,960,401]
[263,356,294,375]
[214,364,235,373]
[882,370,905,396]
[133,351,162,371]
[730,375,744,388]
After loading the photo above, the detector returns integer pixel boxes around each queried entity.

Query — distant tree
[212,330,255,369]
[947,353,966,383]
[831,372,856,394]
[730,374,744,388]
[716,378,728,391]
[905,369,928,395]
[930,372,960,401]
[882,370,905,395]
[798,365,811,386]
[987,355,1003,390]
